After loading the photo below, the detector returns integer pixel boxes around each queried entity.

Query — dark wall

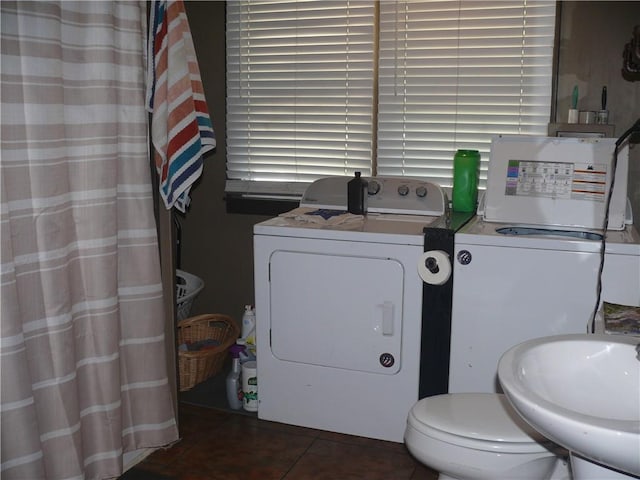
[181,1,640,325]
[181,1,270,323]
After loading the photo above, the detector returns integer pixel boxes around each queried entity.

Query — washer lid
[483,136,629,230]
[412,393,548,443]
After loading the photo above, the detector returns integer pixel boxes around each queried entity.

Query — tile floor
[127,402,438,480]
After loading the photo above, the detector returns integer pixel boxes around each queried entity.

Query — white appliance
[253,176,467,443]
[449,135,640,394]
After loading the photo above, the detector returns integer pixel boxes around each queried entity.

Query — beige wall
[181,1,640,324]
[556,2,640,226]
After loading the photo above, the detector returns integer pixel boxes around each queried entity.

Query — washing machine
[253,176,471,443]
[449,135,640,394]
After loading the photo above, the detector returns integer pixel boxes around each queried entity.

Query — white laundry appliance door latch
[375,300,394,336]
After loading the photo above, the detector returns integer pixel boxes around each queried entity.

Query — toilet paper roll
[418,250,452,285]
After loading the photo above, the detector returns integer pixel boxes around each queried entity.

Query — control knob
[397,184,410,196]
[368,180,381,196]
[416,186,427,197]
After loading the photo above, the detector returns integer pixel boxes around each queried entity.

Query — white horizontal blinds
[376,0,556,187]
[226,1,376,192]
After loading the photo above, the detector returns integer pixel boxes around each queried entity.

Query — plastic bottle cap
[229,344,245,357]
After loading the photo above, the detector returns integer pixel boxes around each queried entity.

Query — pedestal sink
[498,334,640,479]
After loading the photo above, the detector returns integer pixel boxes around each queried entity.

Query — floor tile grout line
[279,435,321,480]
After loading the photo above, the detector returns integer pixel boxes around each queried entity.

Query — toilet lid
[410,393,549,444]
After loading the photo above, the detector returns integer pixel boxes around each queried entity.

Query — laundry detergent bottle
[241,305,256,341]
[226,344,244,410]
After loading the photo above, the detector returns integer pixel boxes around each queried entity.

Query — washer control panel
[300,176,447,216]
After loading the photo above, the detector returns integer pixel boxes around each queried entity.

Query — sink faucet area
[498,334,640,479]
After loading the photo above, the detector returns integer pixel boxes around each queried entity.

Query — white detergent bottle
[226,344,244,410]
[241,305,256,340]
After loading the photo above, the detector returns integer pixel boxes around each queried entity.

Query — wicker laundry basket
[177,314,239,391]
[176,269,204,321]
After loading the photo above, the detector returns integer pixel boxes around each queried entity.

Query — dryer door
[269,250,404,374]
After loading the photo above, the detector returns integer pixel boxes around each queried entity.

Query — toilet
[405,393,570,480]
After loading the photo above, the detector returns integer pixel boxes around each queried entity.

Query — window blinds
[226,1,376,197]
[226,0,556,196]
[377,1,557,187]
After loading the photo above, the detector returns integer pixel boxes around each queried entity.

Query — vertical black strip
[419,227,455,399]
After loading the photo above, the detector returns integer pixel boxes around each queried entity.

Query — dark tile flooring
[126,402,438,480]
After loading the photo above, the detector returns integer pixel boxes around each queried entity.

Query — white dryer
[253,176,470,442]
[449,135,640,394]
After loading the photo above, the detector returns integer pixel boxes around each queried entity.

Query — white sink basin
[498,334,640,477]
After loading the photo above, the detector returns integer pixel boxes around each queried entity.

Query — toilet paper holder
[418,250,452,286]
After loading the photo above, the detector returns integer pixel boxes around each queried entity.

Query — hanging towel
[146,0,215,212]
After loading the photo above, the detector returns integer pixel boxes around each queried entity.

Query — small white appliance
[253,176,469,442]
[449,135,640,394]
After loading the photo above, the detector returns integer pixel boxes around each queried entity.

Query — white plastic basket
[176,269,205,321]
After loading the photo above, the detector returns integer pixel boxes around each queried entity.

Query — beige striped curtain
[1,2,179,479]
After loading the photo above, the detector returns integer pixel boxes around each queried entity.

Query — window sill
[225,194,299,216]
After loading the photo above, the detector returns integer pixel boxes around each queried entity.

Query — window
[226,0,557,199]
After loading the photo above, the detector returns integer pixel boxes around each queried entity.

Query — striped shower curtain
[1,2,179,479]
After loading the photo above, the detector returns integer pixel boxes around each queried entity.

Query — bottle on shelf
[241,305,257,357]
[241,305,256,340]
[226,344,244,410]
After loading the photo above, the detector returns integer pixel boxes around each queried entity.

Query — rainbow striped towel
[146,0,215,212]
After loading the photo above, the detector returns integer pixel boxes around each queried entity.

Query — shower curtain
[1,2,179,479]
